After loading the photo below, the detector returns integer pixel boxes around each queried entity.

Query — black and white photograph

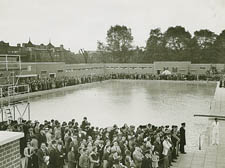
[0,0,225,168]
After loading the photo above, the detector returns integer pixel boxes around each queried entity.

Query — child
[152,151,159,168]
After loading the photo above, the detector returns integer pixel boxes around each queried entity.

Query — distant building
[0,40,74,62]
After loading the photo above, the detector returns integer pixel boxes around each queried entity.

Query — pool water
[19,80,216,149]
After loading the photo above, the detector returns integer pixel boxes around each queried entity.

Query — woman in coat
[68,147,76,168]
[24,141,34,168]
[79,148,89,168]
[89,147,100,168]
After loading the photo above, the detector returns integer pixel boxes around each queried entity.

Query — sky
[0,0,225,53]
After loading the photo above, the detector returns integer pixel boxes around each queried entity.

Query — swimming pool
[20,80,216,149]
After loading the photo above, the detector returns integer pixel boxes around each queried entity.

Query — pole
[19,55,21,71]
[13,105,15,120]
[1,107,3,122]
[6,54,8,71]
[28,102,30,120]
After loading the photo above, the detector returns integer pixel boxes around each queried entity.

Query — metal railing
[7,84,30,96]
[0,84,29,97]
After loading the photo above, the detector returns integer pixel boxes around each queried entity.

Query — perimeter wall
[17,61,225,78]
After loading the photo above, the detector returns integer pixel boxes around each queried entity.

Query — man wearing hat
[49,140,57,168]
[81,117,88,131]
[179,123,186,154]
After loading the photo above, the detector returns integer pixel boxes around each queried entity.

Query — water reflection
[24,80,216,149]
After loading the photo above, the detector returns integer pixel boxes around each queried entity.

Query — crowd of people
[0,72,222,97]
[0,118,186,168]
[1,72,220,96]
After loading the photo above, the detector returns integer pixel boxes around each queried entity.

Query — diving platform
[172,82,225,168]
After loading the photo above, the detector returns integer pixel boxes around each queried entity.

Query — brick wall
[0,139,21,168]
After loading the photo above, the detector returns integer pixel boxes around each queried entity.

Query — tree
[194,29,217,63]
[194,29,217,49]
[145,28,164,62]
[97,25,133,63]
[214,30,225,63]
[164,26,192,61]
[97,41,108,63]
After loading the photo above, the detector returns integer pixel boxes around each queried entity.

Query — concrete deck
[172,83,225,168]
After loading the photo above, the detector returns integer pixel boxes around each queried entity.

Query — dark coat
[37,149,48,168]
[37,133,47,148]
[48,148,57,168]
[55,148,65,168]
[141,156,152,168]
[153,141,163,158]
[31,153,39,168]
[180,127,186,146]
[68,151,76,168]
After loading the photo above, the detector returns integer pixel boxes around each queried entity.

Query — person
[30,136,38,150]
[37,143,49,168]
[112,152,122,168]
[162,136,172,168]
[48,140,57,168]
[179,123,186,154]
[102,142,111,168]
[212,118,219,145]
[45,127,52,145]
[152,151,159,168]
[31,148,39,168]
[89,147,100,168]
[153,136,162,166]
[68,147,77,168]
[141,150,152,168]
[219,79,223,88]
[55,141,65,168]
[79,148,89,168]
[24,141,34,168]
[81,117,88,131]
[133,147,144,168]
[125,150,135,168]
[37,129,47,148]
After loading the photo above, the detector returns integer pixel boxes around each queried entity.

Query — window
[57,70,64,73]
[200,67,206,69]
[41,71,47,74]
[172,67,178,72]
[27,66,32,71]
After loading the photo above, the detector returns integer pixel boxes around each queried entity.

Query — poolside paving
[172,83,225,168]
